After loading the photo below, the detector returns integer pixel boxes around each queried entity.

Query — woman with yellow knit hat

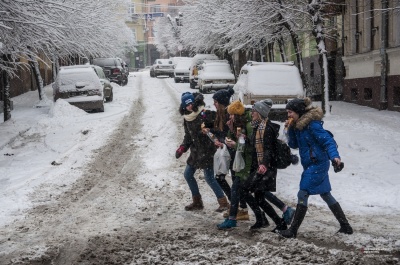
[218,100,293,231]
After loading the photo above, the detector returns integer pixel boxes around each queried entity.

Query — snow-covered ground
[1,71,400,263]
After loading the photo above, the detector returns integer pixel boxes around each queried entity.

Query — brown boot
[185,195,204,211]
[215,196,230,212]
[236,208,250,221]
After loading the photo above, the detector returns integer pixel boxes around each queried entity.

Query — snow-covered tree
[0,0,136,120]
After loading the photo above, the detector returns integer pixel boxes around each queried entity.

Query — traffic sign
[144,13,164,20]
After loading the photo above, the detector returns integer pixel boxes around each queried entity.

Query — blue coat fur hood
[287,105,340,195]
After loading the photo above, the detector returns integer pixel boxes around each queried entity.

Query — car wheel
[98,103,105,112]
[190,82,195,89]
[124,77,128,86]
[106,91,113,102]
[174,78,179,83]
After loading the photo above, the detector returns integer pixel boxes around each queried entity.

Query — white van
[233,61,305,121]
[188,54,219,89]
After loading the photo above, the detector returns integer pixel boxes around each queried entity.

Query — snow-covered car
[59,65,113,102]
[233,61,305,121]
[174,58,192,83]
[92,65,113,102]
[197,60,236,93]
[53,66,104,112]
[189,53,219,89]
[152,59,175,77]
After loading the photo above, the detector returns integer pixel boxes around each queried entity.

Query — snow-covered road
[0,71,399,264]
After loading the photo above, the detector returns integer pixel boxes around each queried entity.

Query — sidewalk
[0,85,53,149]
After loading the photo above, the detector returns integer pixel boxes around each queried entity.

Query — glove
[332,160,344,173]
[175,145,186,159]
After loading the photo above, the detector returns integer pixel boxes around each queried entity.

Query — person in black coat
[241,99,287,231]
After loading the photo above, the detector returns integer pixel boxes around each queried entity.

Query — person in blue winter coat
[277,97,353,238]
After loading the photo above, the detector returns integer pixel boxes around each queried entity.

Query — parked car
[152,59,175,77]
[174,58,192,83]
[91,65,113,102]
[60,65,114,102]
[189,54,219,89]
[197,60,236,93]
[149,65,155,77]
[233,61,305,121]
[92,57,128,86]
[53,66,104,112]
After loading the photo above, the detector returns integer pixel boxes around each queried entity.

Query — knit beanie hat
[253,99,273,118]
[181,92,195,109]
[286,98,309,116]
[212,87,234,106]
[227,100,245,115]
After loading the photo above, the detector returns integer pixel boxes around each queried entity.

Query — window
[394,87,400,106]
[151,4,161,13]
[310,62,314,77]
[128,3,135,15]
[351,88,358,101]
[364,88,372,100]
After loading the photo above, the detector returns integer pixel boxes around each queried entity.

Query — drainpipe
[379,0,388,110]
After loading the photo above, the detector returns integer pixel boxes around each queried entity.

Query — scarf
[183,105,205,122]
[252,118,268,165]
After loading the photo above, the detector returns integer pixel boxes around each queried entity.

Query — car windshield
[156,60,173,65]
[176,60,192,69]
[204,64,231,73]
[93,58,115,67]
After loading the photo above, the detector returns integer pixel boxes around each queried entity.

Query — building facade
[342,0,400,111]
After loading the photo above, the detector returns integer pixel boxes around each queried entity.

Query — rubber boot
[250,208,264,230]
[271,218,287,233]
[185,195,204,211]
[278,204,307,238]
[329,202,353,234]
[215,196,230,212]
[257,197,287,232]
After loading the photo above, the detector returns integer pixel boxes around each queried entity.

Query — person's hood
[295,106,324,130]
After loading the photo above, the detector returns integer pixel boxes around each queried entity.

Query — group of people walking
[175,88,353,238]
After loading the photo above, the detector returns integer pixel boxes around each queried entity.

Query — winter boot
[261,211,269,227]
[329,202,353,235]
[185,195,204,211]
[271,218,287,233]
[236,208,250,221]
[277,204,307,238]
[250,208,265,230]
[217,218,237,230]
[215,196,230,212]
[282,206,295,225]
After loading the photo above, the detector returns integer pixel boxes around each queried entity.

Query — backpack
[269,122,292,169]
[274,139,293,169]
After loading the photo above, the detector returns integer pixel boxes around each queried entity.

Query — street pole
[379,0,388,110]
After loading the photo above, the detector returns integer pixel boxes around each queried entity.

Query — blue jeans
[297,190,337,207]
[184,164,225,199]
